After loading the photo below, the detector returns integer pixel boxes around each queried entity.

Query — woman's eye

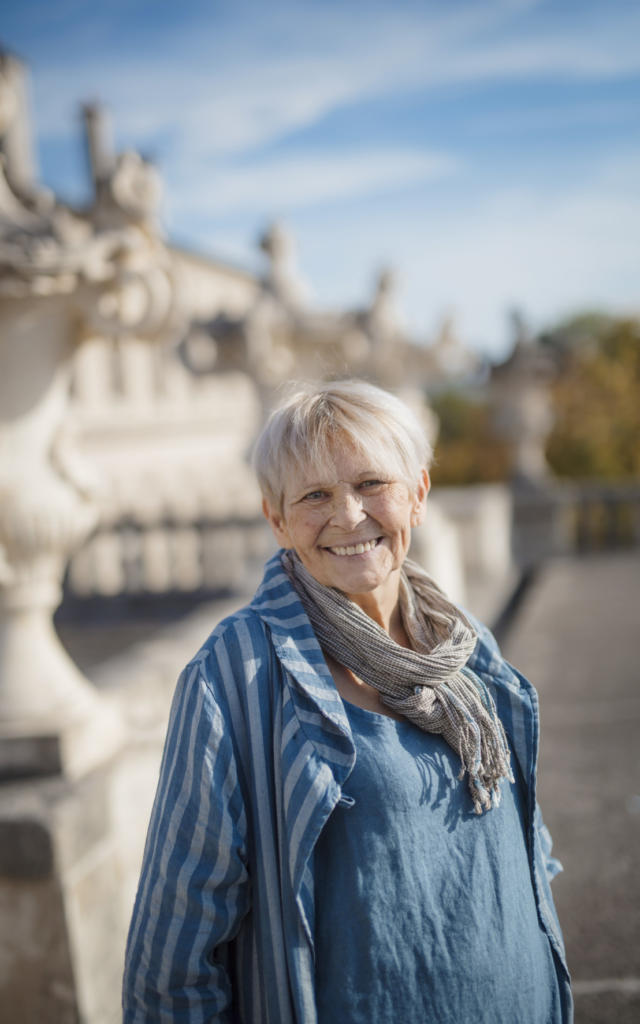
[303,490,328,501]
[359,479,385,490]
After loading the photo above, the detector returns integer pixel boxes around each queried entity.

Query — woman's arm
[122,659,250,1024]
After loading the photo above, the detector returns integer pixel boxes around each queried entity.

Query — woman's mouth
[324,537,382,557]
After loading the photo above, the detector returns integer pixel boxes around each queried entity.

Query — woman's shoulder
[464,611,503,671]
[187,603,273,683]
[162,606,276,763]
[174,555,307,707]
[464,610,536,700]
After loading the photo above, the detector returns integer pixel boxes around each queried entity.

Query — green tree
[545,316,640,480]
[429,314,640,486]
[429,391,510,485]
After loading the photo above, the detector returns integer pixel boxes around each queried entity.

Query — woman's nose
[329,489,366,527]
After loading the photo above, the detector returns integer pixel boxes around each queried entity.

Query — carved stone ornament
[0,56,185,766]
[0,159,180,336]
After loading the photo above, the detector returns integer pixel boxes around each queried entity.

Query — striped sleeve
[122,656,250,1024]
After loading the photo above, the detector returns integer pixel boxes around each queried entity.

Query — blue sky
[3,0,640,355]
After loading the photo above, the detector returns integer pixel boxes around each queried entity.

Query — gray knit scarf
[281,549,513,814]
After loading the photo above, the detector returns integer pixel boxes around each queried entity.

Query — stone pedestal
[410,501,466,605]
[0,759,127,1024]
[430,484,517,623]
[433,484,513,580]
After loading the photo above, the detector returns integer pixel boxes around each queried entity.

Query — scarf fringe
[282,550,513,814]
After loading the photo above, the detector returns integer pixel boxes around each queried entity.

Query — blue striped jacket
[123,551,572,1023]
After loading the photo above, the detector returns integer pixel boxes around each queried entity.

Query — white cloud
[13,0,638,357]
[468,98,640,135]
[166,148,458,218]
[416,188,640,353]
[28,0,640,164]
[236,151,640,356]
[403,184,640,352]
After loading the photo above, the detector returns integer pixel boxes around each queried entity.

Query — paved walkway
[502,551,640,1024]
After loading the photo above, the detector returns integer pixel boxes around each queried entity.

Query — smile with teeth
[325,538,381,557]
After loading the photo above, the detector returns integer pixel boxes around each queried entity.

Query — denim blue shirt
[315,700,563,1022]
[123,551,572,1023]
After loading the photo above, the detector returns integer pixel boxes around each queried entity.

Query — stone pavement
[501,551,640,1024]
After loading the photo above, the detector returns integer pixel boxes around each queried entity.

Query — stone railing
[59,483,518,630]
[59,478,640,624]
[568,482,640,551]
[512,480,640,567]
[63,514,272,606]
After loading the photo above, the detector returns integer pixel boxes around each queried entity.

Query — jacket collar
[250,550,353,739]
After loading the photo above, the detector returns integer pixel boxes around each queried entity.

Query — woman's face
[263,441,429,614]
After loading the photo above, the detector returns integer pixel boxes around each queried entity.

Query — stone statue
[0,54,183,773]
[491,309,556,487]
[258,220,306,310]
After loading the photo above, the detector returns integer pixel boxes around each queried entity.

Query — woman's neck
[347,583,410,648]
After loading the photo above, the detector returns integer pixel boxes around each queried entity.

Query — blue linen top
[314,699,563,1024]
[123,551,572,1023]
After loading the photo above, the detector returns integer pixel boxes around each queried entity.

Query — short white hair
[252,379,432,513]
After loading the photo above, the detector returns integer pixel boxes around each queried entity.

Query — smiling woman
[255,382,433,637]
[123,380,573,1024]
[262,445,428,632]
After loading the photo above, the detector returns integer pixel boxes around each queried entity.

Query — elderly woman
[123,380,572,1023]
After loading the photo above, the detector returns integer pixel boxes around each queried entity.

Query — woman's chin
[312,546,398,595]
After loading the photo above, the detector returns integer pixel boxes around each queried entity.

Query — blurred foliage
[430,390,510,485]
[430,313,640,485]
[544,315,640,480]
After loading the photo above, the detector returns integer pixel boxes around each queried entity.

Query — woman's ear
[410,468,430,527]
[262,497,292,547]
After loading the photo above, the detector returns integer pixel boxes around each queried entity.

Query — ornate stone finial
[356,265,406,387]
[374,266,395,298]
[109,151,163,224]
[0,51,37,194]
[86,149,164,233]
[508,306,532,349]
[81,102,115,187]
[0,56,18,136]
[258,220,304,308]
[430,312,479,380]
[368,266,399,339]
[0,137,177,332]
[258,220,291,264]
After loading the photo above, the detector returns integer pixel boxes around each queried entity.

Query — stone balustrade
[512,480,640,568]
[65,515,272,600]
